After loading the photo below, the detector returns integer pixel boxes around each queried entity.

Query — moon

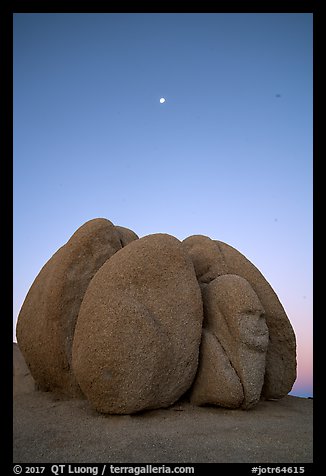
[159,97,166,104]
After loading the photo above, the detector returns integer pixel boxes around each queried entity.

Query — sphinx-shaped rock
[16,218,126,397]
[215,240,296,400]
[190,275,269,409]
[72,233,203,414]
[182,235,296,401]
[190,329,244,408]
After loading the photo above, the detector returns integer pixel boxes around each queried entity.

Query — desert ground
[13,344,312,464]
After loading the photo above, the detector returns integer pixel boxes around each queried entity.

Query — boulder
[16,218,123,397]
[190,329,244,408]
[182,234,296,400]
[215,241,297,400]
[72,233,203,414]
[190,275,269,409]
[115,226,139,247]
[13,343,35,397]
[182,235,228,286]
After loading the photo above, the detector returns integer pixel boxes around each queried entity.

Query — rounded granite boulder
[182,235,228,286]
[72,233,204,414]
[13,343,35,397]
[215,240,297,400]
[182,234,296,401]
[16,218,123,397]
[190,274,269,409]
[190,328,244,408]
[115,225,139,247]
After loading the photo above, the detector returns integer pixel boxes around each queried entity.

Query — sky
[13,13,313,398]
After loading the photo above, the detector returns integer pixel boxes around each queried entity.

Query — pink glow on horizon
[273,288,313,398]
[288,314,313,397]
[291,341,313,396]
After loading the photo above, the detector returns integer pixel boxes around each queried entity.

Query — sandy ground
[13,391,312,464]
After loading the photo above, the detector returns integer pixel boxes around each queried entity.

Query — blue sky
[13,13,313,397]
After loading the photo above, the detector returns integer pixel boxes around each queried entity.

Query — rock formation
[190,274,269,409]
[72,233,203,414]
[13,343,35,397]
[181,235,296,402]
[16,218,296,414]
[214,240,297,400]
[16,218,138,397]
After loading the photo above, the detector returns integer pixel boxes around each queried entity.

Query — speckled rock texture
[115,225,139,246]
[182,235,228,286]
[13,343,35,397]
[16,218,126,397]
[182,234,296,402]
[72,233,203,414]
[215,240,296,400]
[190,329,244,408]
[190,274,269,409]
